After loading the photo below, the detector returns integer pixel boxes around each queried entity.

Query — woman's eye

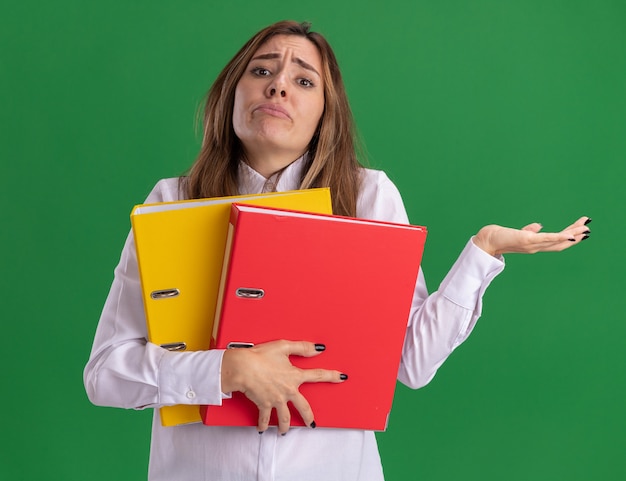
[252,67,270,76]
[299,78,314,88]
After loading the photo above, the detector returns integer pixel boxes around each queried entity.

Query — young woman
[84,20,590,481]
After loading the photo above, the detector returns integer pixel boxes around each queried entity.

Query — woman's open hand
[473,216,591,256]
[220,340,347,434]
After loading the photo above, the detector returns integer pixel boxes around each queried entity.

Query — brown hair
[183,20,363,217]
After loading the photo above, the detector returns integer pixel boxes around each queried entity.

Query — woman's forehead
[253,35,322,68]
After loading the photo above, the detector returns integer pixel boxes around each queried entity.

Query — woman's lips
[254,103,291,120]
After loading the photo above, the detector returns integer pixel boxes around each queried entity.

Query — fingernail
[259,431,264,435]
[568,238,576,242]
[310,421,316,429]
[315,344,326,352]
[281,432,287,436]
[583,230,591,234]
[582,235,590,241]
[584,217,592,225]
[340,373,348,381]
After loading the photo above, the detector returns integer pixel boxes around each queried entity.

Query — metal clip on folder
[235,288,264,299]
[150,288,180,299]
[160,342,187,352]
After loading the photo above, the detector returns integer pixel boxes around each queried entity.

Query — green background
[2,1,624,479]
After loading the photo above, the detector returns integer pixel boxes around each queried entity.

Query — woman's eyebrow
[293,58,320,77]
[251,52,320,78]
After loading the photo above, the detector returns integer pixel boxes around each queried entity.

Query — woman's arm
[83,228,226,410]
[83,180,227,411]
[398,239,504,388]
[398,218,590,388]
[83,179,345,431]
[358,170,589,390]
[473,219,591,256]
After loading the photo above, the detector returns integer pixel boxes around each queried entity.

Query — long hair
[183,20,362,217]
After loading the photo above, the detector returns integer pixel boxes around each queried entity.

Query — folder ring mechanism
[235,288,265,299]
[160,342,187,352]
[151,288,180,300]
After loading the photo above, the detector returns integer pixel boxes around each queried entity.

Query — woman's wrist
[221,348,248,394]
[473,226,498,257]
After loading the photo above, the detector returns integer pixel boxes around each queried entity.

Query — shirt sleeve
[357,170,505,389]
[83,179,226,410]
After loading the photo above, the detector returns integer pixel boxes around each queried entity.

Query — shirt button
[186,390,196,399]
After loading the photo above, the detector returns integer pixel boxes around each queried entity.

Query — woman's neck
[243,149,305,179]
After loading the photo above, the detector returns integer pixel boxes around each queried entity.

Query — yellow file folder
[131,188,332,426]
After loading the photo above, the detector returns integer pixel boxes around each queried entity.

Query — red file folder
[201,204,427,431]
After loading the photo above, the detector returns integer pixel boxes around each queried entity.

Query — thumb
[521,222,543,233]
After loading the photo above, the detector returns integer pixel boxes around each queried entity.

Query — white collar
[238,154,308,195]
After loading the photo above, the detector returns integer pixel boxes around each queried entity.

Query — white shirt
[84,156,504,481]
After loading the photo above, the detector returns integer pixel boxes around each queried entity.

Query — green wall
[2,1,625,479]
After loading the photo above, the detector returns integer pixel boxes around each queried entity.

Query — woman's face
[233,35,325,174]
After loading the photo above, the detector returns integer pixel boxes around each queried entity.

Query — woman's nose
[269,88,286,97]
[266,74,287,98]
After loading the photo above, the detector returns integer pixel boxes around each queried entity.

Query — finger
[257,406,272,434]
[514,232,579,254]
[561,216,592,232]
[561,224,591,242]
[278,340,327,358]
[275,403,291,435]
[531,232,575,244]
[531,232,588,252]
[300,368,348,384]
[290,392,316,429]
[522,222,543,233]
